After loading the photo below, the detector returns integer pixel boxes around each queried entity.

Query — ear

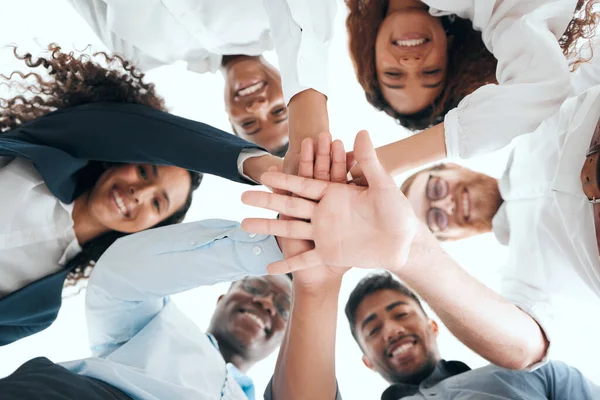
[217,294,225,305]
[429,319,439,337]
[362,354,374,370]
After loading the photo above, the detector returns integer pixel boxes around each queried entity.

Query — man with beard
[66,0,336,157]
[242,131,598,399]
[0,220,291,399]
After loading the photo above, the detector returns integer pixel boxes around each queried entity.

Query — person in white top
[344,0,598,182]
[398,45,600,351]
[66,0,337,158]
[0,44,280,345]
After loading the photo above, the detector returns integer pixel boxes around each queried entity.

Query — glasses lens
[427,175,449,201]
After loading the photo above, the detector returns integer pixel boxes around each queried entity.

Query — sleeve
[85,219,283,357]
[262,0,337,104]
[263,377,343,400]
[440,0,576,159]
[238,148,271,183]
[570,40,600,96]
[10,102,265,183]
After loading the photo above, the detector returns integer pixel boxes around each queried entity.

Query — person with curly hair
[345,0,599,180]
[66,0,337,163]
[0,44,281,346]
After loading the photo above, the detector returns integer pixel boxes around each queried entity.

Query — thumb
[353,130,395,189]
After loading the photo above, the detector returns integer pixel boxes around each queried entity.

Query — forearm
[272,279,341,400]
[375,123,446,177]
[395,226,548,369]
[242,153,283,183]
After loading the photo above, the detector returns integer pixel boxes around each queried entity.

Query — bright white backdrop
[0,1,599,398]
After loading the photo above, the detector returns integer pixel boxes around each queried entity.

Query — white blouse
[0,157,81,298]
[425,0,577,159]
[66,0,336,105]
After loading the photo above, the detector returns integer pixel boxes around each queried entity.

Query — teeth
[113,191,127,215]
[395,38,426,47]
[463,193,470,219]
[391,342,414,357]
[243,310,266,330]
[238,82,264,97]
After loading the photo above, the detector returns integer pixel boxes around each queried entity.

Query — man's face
[405,164,502,240]
[223,56,289,153]
[355,289,440,385]
[210,276,292,361]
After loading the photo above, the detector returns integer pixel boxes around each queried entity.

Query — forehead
[355,289,420,325]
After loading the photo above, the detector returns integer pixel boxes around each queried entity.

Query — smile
[111,188,130,218]
[239,308,269,335]
[461,189,471,221]
[389,340,416,358]
[394,38,429,48]
[236,81,267,97]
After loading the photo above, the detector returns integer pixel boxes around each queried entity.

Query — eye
[424,69,441,76]
[394,313,407,320]
[242,119,256,128]
[385,70,402,78]
[272,107,286,116]
[369,326,381,337]
[138,166,148,179]
[435,210,448,231]
[153,198,161,212]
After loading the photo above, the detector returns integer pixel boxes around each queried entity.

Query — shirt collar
[380,360,471,400]
[206,334,256,400]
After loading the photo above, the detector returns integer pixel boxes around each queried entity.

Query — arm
[395,225,549,370]
[262,0,337,173]
[377,0,575,175]
[269,279,342,400]
[85,219,283,357]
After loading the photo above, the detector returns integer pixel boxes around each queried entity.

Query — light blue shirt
[59,219,283,400]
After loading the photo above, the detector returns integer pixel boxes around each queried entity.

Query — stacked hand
[242,130,421,277]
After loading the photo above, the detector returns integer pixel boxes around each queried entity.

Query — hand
[242,130,420,274]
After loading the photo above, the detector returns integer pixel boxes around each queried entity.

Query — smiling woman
[0,44,206,345]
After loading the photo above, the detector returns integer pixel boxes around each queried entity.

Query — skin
[207,275,292,373]
[375,0,449,115]
[222,55,289,153]
[355,289,440,384]
[404,163,502,240]
[72,164,191,244]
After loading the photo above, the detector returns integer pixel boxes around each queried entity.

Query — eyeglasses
[425,174,449,233]
[240,278,291,320]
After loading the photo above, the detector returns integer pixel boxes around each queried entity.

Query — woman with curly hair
[345,0,599,178]
[0,44,279,345]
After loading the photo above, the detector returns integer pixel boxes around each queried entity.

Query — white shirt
[0,157,81,298]
[491,55,600,349]
[66,0,336,104]
[61,219,283,400]
[426,0,576,159]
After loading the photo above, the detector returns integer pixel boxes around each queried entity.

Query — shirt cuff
[237,148,270,183]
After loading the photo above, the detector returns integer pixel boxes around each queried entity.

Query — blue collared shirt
[60,219,282,400]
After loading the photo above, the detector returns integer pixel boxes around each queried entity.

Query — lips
[461,188,471,222]
[111,186,131,218]
[238,307,271,336]
[235,81,267,98]
[386,336,418,360]
[393,33,430,48]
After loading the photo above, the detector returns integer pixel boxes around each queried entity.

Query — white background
[1,0,599,398]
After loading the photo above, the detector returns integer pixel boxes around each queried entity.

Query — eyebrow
[381,80,444,90]
[360,300,409,330]
[163,190,171,211]
[423,80,443,89]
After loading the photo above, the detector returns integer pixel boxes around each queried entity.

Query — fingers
[266,249,323,274]
[314,132,332,181]
[353,130,395,189]
[258,172,331,201]
[241,191,316,219]
[241,218,313,240]
[298,138,315,179]
[330,140,347,183]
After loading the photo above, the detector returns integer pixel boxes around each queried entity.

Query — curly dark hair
[0,44,203,289]
[345,0,600,131]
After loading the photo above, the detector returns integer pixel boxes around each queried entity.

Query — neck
[387,0,427,14]
[72,193,109,245]
[207,328,255,373]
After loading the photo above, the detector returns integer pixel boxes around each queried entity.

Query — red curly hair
[346,0,600,130]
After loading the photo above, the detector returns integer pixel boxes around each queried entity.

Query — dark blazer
[0,102,264,345]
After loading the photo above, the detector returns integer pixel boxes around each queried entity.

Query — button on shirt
[60,220,283,400]
[66,0,336,104]
[425,0,576,159]
[491,57,600,345]
[0,157,81,298]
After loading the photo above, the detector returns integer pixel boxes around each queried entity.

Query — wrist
[243,154,282,183]
[293,277,342,297]
[391,223,443,278]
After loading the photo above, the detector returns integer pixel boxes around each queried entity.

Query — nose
[382,322,406,343]
[130,184,154,205]
[432,194,455,215]
[245,95,269,116]
[398,54,423,67]
[253,293,277,317]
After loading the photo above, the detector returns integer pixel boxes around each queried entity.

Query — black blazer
[0,102,264,345]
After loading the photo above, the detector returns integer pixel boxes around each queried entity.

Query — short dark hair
[345,271,425,341]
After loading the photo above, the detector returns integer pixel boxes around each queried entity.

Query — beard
[453,172,503,235]
[388,349,439,385]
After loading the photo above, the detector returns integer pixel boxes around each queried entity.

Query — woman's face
[375,7,449,115]
[85,164,191,233]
